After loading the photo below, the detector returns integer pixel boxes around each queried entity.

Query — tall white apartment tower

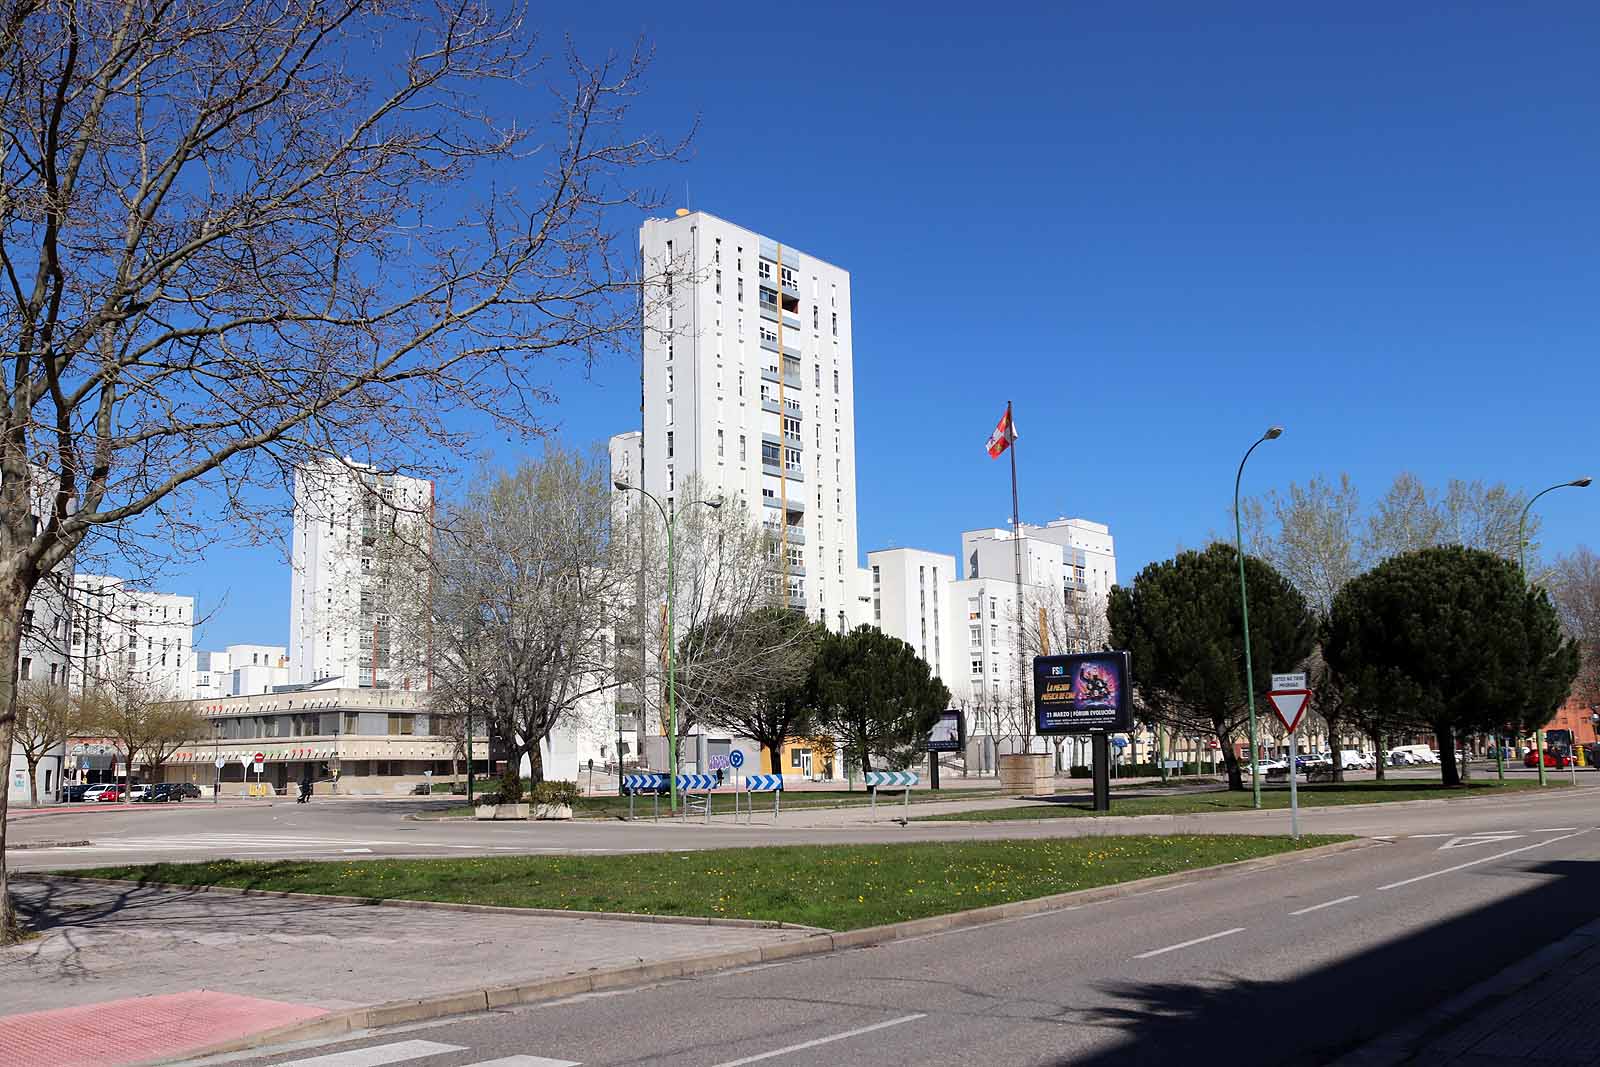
[637,211,861,631]
[289,458,435,691]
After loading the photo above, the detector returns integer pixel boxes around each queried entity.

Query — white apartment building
[866,548,957,685]
[191,644,291,699]
[632,210,862,633]
[289,457,434,691]
[68,575,194,698]
[7,468,75,805]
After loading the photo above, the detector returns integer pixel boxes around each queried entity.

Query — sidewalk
[1337,915,1600,1064]
[1,877,811,1066]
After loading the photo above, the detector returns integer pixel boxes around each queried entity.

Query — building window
[666,430,674,459]
[737,277,744,302]
[833,369,839,394]
[19,656,30,680]
[758,260,772,281]
[813,305,819,330]
[832,312,838,336]
[739,434,747,462]
[666,366,673,391]
[715,270,722,296]
[971,625,981,646]
[971,658,983,676]
[791,748,808,769]
[717,429,725,458]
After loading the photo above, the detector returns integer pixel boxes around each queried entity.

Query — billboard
[927,709,965,753]
[1034,652,1133,734]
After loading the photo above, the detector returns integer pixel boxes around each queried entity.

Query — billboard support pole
[1091,731,1111,812]
[929,751,940,791]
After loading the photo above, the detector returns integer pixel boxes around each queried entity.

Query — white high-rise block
[865,548,957,684]
[634,211,860,633]
[69,575,193,698]
[289,457,434,691]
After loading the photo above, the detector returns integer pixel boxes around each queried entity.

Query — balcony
[760,364,802,389]
[763,520,805,545]
[759,334,802,360]
[763,431,802,452]
[762,493,805,513]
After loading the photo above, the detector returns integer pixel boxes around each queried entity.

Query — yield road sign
[1268,690,1311,732]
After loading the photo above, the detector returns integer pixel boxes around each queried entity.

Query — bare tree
[1365,475,1533,564]
[1015,580,1111,767]
[11,679,85,803]
[435,445,626,789]
[81,672,205,792]
[1550,546,1600,703]
[0,1,680,938]
[644,481,777,770]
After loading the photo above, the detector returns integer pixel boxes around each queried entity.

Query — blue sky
[188,2,1599,647]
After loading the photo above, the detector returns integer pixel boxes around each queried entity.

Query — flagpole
[1007,401,1027,753]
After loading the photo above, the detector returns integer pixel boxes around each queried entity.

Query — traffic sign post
[213,756,225,804]
[1269,674,1312,840]
[863,770,918,822]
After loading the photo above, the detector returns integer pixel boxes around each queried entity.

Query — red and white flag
[986,403,1018,459]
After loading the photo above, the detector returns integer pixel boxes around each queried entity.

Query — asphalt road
[7,772,1600,870]
[178,802,1600,1067]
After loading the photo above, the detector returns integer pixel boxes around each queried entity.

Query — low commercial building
[157,688,483,796]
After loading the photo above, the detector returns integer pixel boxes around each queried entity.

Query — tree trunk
[0,594,26,943]
[528,736,545,786]
[767,734,786,776]
[24,756,38,805]
[1218,727,1244,790]
[1370,728,1386,780]
[1326,713,1345,783]
[1437,724,1460,786]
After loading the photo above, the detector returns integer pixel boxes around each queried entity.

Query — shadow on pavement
[1062,857,1600,1066]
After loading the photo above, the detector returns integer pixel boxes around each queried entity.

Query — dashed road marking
[1289,894,1359,916]
[1132,927,1246,960]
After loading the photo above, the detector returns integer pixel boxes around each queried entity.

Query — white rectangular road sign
[1272,672,1307,691]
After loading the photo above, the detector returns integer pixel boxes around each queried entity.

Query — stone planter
[534,803,573,821]
[998,753,1053,797]
[474,803,529,820]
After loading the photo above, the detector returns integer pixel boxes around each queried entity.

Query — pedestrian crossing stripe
[267,1039,579,1066]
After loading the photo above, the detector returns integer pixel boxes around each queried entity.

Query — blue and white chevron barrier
[622,773,667,791]
[743,774,783,792]
[675,773,719,790]
[863,770,918,787]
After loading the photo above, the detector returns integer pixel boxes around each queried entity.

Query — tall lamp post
[613,478,721,812]
[1235,425,1283,810]
[1518,477,1591,787]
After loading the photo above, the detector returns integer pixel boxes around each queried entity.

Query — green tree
[814,626,949,777]
[1325,547,1579,786]
[1108,543,1316,791]
[681,608,824,775]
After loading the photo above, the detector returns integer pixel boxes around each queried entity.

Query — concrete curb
[115,836,1373,1066]
[5,840,92,851]
[15,873,822,932]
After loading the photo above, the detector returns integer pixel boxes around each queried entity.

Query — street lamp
[213,719,223,804]
[1517,477,1591,787]
[613,478,722,812]
[1234,425,1283,810]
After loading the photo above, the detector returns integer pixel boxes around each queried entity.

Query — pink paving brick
[0,989,327,1067]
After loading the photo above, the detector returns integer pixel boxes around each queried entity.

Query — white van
[1390,744,1438,765]
[1338,750,1368,771]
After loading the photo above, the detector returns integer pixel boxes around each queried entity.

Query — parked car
[1525,750,1574,769]
[80,783,112,801]
[56,783,93,802]
[176,783,202,799]
[1390,744,1439,765]
[139,783,184,803]
[126,783,156,802]
[94,784,124,802]
[1338,749,1368,771]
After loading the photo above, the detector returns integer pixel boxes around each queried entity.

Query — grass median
[424,787,1009,821]
[917,777,1562,822]
[60,835,1344,931]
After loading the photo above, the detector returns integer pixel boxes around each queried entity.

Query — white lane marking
[1439,834,1523,850]
[1407,834,1449,839]
[268,1039,466,1067]
[1289,894,1359,916]
[708,1014,926,1067]
[1378,829,1594,891]
[467,1058,581,1066]
[1533,827,1577,832]
[341,848,374,854]
[1132,927,1246,960]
